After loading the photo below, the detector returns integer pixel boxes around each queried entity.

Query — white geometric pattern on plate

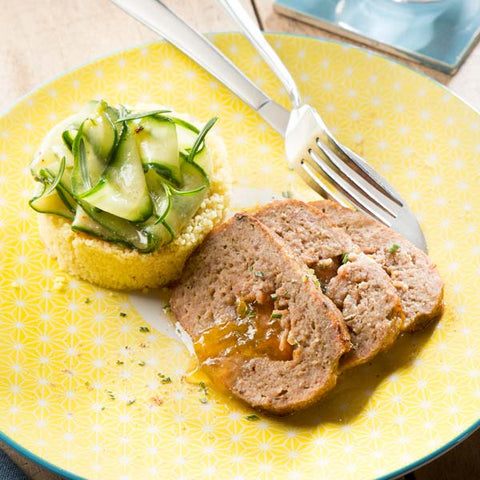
[0,33,479,480]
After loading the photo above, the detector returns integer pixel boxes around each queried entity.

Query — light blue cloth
[0,448,29,480]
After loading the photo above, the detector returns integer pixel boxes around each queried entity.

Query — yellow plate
[1,33,479,480]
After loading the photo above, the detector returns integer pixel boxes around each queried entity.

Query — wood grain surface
[0,1,479,479]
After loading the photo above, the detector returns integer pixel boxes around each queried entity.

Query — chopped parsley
[107,390,115,400]
[388,244,400,254]
[270,293,278,299]
[119,312,127,317]
[126,399,136,406]
[237,299,248,317]
[246,414,260,421]
[199,382,208,396]
[139,326,150,333]
[84,298,91,304]
[198,382,209,404]
[116,360,124,366]
[162,303,172,313]
[281,190,293,199]
[254,271,266,278]
[341,253,350,264]
[138,361,146,367]
[157,372,171,384]
[271,313,282,319]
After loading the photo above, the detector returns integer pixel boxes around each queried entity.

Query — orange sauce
[193,299,293,365]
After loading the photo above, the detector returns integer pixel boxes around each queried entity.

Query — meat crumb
[150,396,164,407]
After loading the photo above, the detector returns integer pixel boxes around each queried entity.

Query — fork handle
[217,0,302,108]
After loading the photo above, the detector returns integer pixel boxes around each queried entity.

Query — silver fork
[217,0,427,252]
[111,0,427,252]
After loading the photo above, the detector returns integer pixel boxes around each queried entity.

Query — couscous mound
[38,134,231,290]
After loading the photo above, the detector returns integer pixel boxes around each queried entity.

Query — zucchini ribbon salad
[29,100,216,253]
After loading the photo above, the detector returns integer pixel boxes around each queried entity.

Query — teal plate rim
[1,31,479,480]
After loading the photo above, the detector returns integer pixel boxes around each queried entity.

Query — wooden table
[1,1,479,479]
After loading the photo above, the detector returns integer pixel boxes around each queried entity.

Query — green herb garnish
[270,293,278,299]
[161,377,171,384]
[126,399,136,406]
[341,253,350,264]
[139,326,150,333]
[138,361,146,367]
[388,244,400,254]
[42,156,66,197]
[254,271,265,278]
[246,414,260,421]
[194,382,209,404]
[119,312,127,317]
[84,298,91,304]
[271,313,282,319]
[199,382,208,397]
[187,117,217,163]
[281,190,293,199]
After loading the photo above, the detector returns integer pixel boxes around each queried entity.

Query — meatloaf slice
[254,200,403,369]
[171,213,350,415]
[311,200,444,331]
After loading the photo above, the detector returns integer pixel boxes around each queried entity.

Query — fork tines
[298,138,403,228]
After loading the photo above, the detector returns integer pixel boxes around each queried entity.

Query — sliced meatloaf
[171,213,350,415]
[311,200,444,331]
[254,200,403,369]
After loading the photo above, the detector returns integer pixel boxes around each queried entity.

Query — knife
[111,0,290,136]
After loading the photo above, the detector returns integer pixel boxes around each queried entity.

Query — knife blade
[111,0,290,136]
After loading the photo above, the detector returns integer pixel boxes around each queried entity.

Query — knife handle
[112,0,270,111]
